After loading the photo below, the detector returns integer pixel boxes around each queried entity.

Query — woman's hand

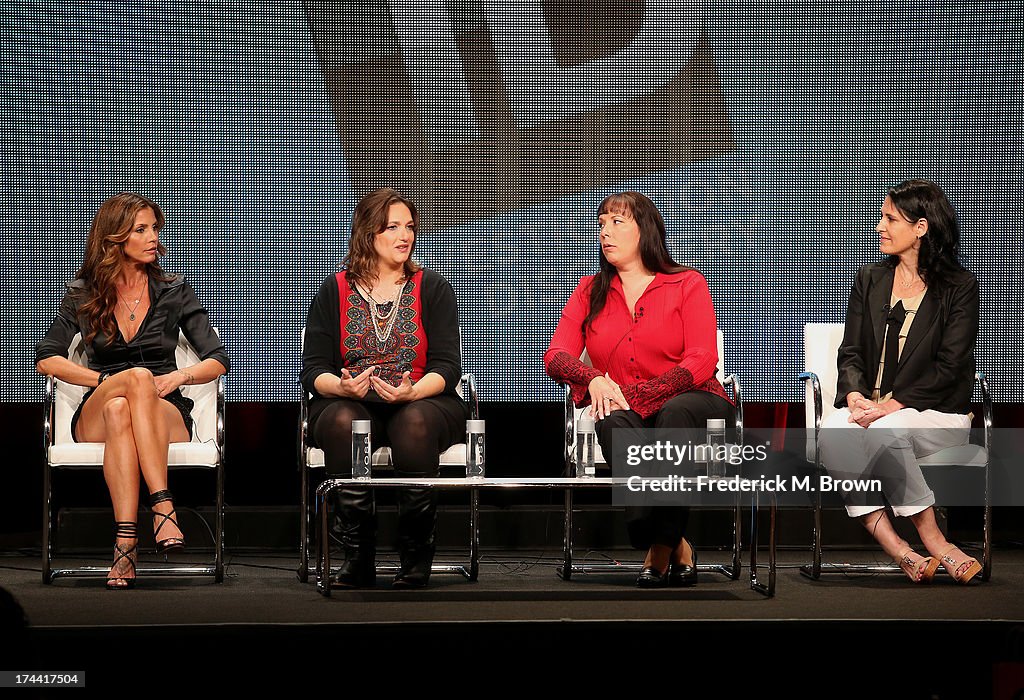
[847,397,903,428]
[370,371,419,403]
[153,371,185,398]
[339,366,376,399]
[588,373,630,420]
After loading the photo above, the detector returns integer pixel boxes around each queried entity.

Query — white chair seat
[48,440,221,469]
[305,443,467,469]
[919,443,987,468]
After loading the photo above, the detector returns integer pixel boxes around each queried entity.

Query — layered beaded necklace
[355,281,405,348]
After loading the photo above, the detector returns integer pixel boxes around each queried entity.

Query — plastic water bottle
[706,418,727,479]
[466,419,486,478]
[576,414,596,478]
[351,419,372,480]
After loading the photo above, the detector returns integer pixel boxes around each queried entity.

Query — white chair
[559,329,749,581]
[297,329,481,583]
[42,331,226,584]
[799,322,992,580]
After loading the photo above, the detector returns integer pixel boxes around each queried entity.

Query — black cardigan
[300,268,462,400]
[835,263,978,414]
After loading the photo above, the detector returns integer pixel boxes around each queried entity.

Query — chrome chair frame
[42,333,226,584]
[556,330,758,585]
[298,372,481,583]
[799,327,993,581]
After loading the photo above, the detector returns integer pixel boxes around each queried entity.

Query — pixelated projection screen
[2,1,1022,402]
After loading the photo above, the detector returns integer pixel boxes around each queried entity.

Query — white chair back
[53,335,88,444]
[803,322,846,460]
[53,331,214,444]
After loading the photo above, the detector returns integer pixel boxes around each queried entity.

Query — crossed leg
[76,368,190,584]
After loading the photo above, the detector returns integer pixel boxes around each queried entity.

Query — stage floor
[3,549,1024,695]
[4,548,1024,625]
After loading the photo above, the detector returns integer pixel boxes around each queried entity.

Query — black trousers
[595,390,735,550]
[310,394,467,550]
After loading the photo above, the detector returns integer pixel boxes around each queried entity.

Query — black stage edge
[3,551,1024,696]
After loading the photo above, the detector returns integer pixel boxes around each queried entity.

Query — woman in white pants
[820,179,981,584]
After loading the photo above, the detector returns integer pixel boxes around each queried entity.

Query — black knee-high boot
[393,482,436,588]
[330,486,377,588]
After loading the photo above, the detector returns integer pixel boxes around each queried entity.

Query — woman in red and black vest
[301,188,466,589]
[545,192,734,588]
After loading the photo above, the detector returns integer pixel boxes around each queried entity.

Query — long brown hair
[343,188,421,289]
[76,193,170,345]
[584,192,689,330]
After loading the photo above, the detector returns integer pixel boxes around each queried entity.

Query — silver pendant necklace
[117,279,146,321]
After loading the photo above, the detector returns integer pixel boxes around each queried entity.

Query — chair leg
[560,488,573,580]
[317,486,331,597]
[299,462,309,583]
[982,499,992,581]
[42,463,53,585]
[730,499,741,580]
[215,461,225,583]
[469,488,480,581]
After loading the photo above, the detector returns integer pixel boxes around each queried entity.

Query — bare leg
[78,396,140,585]
[910,508,981,582]
[670,538,694,566]
[76,368,190,554]
[643,544,672,573]
[860,510,936,582]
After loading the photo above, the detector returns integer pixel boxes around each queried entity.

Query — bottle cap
[706,418,726,430]
[578,414,596,433]
[352,419,372,433]
[467,419,486,433]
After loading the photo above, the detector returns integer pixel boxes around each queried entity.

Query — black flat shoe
[669,547,699,587]
[636,565,670,588]
[334,546,376,588]
[393,544,435,589]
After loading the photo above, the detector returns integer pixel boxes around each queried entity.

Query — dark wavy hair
[76,193,171,345]
[884,179,963,290]
[344,188,421,289]
[584,192,689,330]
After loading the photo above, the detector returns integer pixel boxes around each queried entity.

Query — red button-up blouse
[544,269,731,418]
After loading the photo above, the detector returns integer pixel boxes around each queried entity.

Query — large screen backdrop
[2,1,1022,402]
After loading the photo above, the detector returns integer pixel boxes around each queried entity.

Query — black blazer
[835,263,978,414]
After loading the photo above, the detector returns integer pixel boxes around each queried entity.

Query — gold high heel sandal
[897,548,940,583]
[939,546,982,584]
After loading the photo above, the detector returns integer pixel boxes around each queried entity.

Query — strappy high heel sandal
[897,548,940,583]
[106,521,138,590]
[939,545,982,584]
[150,489,185,554]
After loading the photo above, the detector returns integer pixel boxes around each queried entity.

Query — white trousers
[819,407,970,518]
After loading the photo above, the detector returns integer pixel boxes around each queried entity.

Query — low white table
[315,476,776,597]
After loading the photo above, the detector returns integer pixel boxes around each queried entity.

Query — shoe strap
[149,489,174,507]
[114,521,138,539]
[111,540,138,575]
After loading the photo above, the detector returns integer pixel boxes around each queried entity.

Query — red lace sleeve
[621,368,733,419]
[545,351,602,406]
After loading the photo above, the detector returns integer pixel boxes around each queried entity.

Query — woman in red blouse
[301,188,467,588]
[545,191,734,587]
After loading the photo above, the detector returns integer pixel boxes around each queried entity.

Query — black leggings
[310,395,467,549]
[595,390,735,550]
